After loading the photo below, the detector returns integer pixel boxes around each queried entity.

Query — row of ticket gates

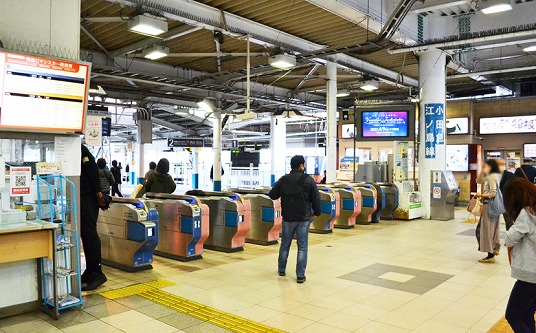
[96,182,400,272]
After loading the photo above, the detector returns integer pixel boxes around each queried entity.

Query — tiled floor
[0,207,515,332]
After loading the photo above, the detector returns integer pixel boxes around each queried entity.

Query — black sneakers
[278,271,286,276]
[82,273,107,291]
[297,276,306,284]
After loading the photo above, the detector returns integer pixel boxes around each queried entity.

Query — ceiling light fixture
[196,98,216,112]
[481,0,513,14]
[268,54,297,70]
[523,45,536,52]
[360,80,379,91]
[142,45,169,60]
[128,14,168,36]
[336,92,350,97]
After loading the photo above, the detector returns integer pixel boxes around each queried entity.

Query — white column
[213,110,222,191]
[137,142,145,184]
[418,49,447,218]
[326,61,338,183]
[192,148,199,189]
[270,117,286,185]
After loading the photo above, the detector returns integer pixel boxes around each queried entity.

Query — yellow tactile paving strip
[100,280,287,333]
[488,316,513,333]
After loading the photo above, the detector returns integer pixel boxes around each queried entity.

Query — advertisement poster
[341,124,355,138]
[394,141,409,181]
[446,145,469,171]
[424,103,445,159]
[480,115,536,134]
[446,117,469,134]
[85,116,102,147]
[362,111,409,137]
[55,136,81,176]
[10,166,31,196]
[337,156,359,181]
[524,144,536,158]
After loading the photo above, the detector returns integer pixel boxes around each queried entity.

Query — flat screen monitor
[361,111,409,138]
[0,51,90,133]
[446,144,469,171]
[102,117,111,136]
[446,117,469,135]
[341,124,355,139]
[524,143,536,158]
[480,115,536,134]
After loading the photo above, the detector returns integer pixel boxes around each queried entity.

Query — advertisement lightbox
[0,51,90,133]
[446,144,469,172]
[341,124,355,139]
[480,115,536,134]
[446,117,469,135]
[524,143,536,158]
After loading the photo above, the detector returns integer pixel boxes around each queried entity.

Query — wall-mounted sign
[167,138,212,148]
[424,103,445,159]
[85,116,102,147]
[394,141,409,181]
[446,117,469,135]
[480,115,536,134]
[524,143,536,158]
[222,141,238,149]
[0,51,90,133]
[446,144,469,172]
[10,166,31,196]
[341,124,356,139]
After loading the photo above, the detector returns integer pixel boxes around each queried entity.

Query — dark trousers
[80,194,103,278]
[505,213,515,231]
[506,280,536,333]
[111,184,123,197]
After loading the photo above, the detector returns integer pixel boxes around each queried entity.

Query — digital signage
[361,111,409,138]
[0,51,90,133]
[446,117,469,135]
[480,115,536,134]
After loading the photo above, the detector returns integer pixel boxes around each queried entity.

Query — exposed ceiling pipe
[447,65,536,79]
[166,52,265,57]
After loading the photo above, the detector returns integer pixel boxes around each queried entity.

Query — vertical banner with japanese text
[424,103,445,159]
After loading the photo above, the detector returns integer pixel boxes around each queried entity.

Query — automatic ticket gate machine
[376,183,399,220]
[430,171,459,221]
[310,186,339,233]
[97,198,159,272]
[145,193,209,261]
[228,188,282,245]
[351,183,377,225]
[185,190,251,252]
[327,183,362,228]
[366,183,386,223]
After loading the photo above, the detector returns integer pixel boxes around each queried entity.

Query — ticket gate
[185,190,251,252]
[145,193,209,261]
[310,187,338,233]
[377,183,399,220]
[97,198,159,272]
[228,188,282,245]
[328,184,361,228]
[352,183,377,225]
[367,183,385,223]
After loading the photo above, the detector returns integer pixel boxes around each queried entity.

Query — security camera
[475,136,484,141]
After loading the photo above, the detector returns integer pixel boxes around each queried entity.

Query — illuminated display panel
[524,144,536,158]
[0,51,89,133]
[446,117,469,135]
[361,111,409,138]
[480,115,536,134]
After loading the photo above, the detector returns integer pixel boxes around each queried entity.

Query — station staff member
[269,155,321,283]
[80,145,107,291]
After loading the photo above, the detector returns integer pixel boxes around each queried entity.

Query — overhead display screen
[0,51,90,133]
[361,111,409,138]
[524,144,536,158]
[446,117,469,135]
[480,115,536,134]
[446,144,469,172]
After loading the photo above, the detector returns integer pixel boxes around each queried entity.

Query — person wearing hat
[515,158,536,184]
[269,155,321,283]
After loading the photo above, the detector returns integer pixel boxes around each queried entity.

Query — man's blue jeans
[278,220,312,278]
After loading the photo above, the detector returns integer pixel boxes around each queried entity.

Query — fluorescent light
[360,80,379,91]
[128,14,168,36]
[268,54,296,69]
[523,45,536,52]
[142,45,169,60]
[481,0,512,14]
[336,92,350,97]
[197,98,216,112]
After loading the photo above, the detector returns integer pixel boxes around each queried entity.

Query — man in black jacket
[80,145,107,291]
[498,159,516,230]
[269,155,321,283]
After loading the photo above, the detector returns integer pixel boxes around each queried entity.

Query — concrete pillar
[326,61,338,183]
[137,142,145,184]
[213,110,222,191]
[418,49,447,218]
[192,148,199,189]
[270,117,286,185]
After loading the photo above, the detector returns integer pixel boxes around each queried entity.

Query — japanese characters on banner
[10,166,31,196]
[424,103,445,159]
[394,141,409,181]
[85,116,102,147]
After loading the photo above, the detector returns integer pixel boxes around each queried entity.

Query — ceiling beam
[447,65,536,79]
[80,25,111,58]
[293,64,321,93]
[411,0,469,14]
[151,118,196,135]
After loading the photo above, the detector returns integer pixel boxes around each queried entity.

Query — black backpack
[280,173,307,221]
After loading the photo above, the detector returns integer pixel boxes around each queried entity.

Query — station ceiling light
[336,92,350,97]
[360,80,379,91]
[142,45,169,60]
[196,98,216,112]
[523,45,536,52]
[268,54,297,70]
[128,14,168,36]
[480,0,512,14]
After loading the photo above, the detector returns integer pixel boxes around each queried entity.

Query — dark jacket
[210,166,225,180]
[514,165,536,183]
[81,145,101,197]
[269,170,321,222]
[499,170,515,193]
[111,166,122,184]
[98,168,115,194]
[145,171,176,194]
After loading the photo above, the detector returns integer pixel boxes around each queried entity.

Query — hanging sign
[10,166,31,196]
[424,103,445,159]
[84,116,102,147]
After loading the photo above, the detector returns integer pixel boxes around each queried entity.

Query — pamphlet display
[480,115,536,134]
[0,51,90,133]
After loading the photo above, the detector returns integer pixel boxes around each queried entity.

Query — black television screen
[102,117,111,136]
[361,111,409,138]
